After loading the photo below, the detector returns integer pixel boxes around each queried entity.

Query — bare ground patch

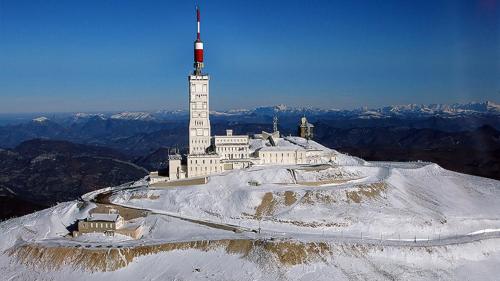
[7,239,332,272]
[345,182,387,203]
[254,192,277,219]
[300,191,337,205]
[284,191,297,206]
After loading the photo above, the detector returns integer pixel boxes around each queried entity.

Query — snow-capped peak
[32,116,49,123]
[110,112,155,121]
[274,104,288,111]
[73,113,106,120]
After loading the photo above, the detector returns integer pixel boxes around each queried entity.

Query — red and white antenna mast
[194,5,204,75]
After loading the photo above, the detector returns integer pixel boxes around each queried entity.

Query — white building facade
[189,75,211,155]
[214,130,250,160]
[256,147,307,165]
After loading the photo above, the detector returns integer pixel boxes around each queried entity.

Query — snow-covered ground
[1,146,499,280]
[110,162,500,240]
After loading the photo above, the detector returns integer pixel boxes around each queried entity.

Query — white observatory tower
[188,6,211,154]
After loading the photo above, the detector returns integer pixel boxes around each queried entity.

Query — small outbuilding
[74,213,124,237]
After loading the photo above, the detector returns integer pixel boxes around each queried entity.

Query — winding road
[85,181,500,249]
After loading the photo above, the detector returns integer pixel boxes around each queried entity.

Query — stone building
[298,116,314,140]
[73,212,143,239]
[74,213,124,237]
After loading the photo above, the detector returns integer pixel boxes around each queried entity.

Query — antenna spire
[273,115,278,133]
[193,5,204,75]
[196,6,201,40]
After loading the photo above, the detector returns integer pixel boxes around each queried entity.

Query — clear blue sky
[0,0,498,113]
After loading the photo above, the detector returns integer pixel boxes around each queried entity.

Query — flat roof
[214,135,248,138]
[187,153,221,158]
[257,146,305,152]
[88,213,121,222]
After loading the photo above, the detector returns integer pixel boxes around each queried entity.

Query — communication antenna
[193,5,204,75]
[273,115,278,133]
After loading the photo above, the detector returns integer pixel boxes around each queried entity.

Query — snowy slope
[111,162,500,239]
[1,148,500,280]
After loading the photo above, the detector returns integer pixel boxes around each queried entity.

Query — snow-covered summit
[32,116,49,123]
[73,112,106,120]
[1,141,499,280]
[377,101,500,117]
[110,112,155,121]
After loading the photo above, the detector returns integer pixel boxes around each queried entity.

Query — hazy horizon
[0,99,499,117]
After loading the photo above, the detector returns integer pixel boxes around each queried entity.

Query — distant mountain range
[213,101,500,119]
[16,101,500,125]
[0,101,497,155]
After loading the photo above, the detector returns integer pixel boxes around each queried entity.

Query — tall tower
[188,6,211,154]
